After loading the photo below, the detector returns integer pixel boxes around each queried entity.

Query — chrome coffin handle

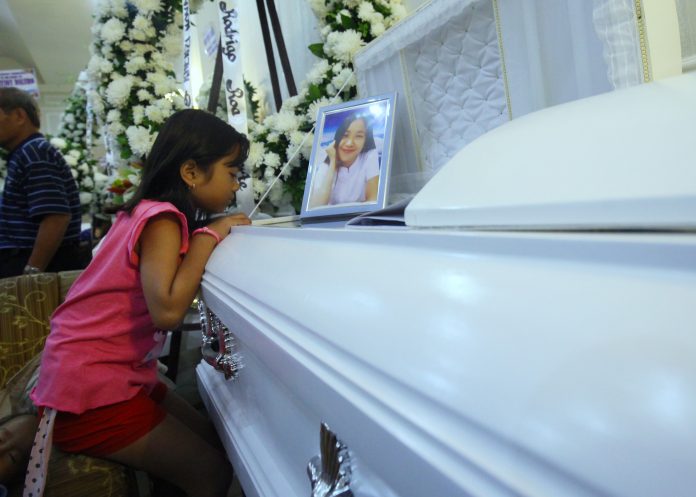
[198,299,243,380]
[307,423,353,497]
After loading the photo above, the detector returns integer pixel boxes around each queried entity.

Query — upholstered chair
[0,271,143,497]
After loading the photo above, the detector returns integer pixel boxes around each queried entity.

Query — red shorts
[47,382,168,457]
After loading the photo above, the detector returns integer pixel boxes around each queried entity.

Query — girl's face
[337,118,367,166]
[191,151,243,213]
[0,414,38,483]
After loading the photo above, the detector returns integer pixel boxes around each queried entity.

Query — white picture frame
[300,92,396,221]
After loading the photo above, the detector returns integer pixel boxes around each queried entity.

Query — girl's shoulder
[132,199,182,219]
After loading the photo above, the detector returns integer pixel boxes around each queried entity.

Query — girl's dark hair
[122,109,249,230]
[327,112,376,166]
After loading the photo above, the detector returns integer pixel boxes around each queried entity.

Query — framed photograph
[300,92,396,221]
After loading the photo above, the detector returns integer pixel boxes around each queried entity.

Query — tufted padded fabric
[402,0,507,173]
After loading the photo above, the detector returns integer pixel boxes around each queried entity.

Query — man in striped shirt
[0,88,84,278]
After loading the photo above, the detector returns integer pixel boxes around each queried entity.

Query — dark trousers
[0,242,91,278]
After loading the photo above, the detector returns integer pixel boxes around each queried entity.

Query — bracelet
[192,227,222,245]
[23,264,41,275]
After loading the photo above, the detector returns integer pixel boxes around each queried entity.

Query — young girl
[308,112,380,208]
[29,109,251,497]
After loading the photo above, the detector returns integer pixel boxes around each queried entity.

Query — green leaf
[340,13,356,29]
[308,43,325,59]
[307,84,322,102]
[373,3,392,17]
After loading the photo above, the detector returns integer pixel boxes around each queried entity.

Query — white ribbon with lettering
[182,0,193,107]
[216,1,248,135]
[217,0,253,214]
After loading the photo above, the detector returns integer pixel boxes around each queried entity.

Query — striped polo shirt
[0,134,81,250]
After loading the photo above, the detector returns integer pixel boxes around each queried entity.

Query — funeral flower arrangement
[49,82,109,213]
[87,0,185,204]
[247,0,406,213]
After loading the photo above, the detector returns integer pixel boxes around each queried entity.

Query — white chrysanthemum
[79,163,90,174]
[106,76,134,107]
[50,137,67,149]
[268,181,285,205]
[306,59,330,85]
[162,24,182,57]
[119,40,133,51]
[288,130,306,149]
[147,72,174,96]
[306,97,332,122]
[71,169,79,179]
[107,121,125,136]
[307,0,328,19]
[125,56,147,74]
[68,149,81,159]
[131,0,162,15]
[145,103,166,124]
[133,14,153,32]
[101,18,126,44]
[87,55,103,77]
[390,4,407,21]
[100,59,114,74]
[324,30,364,63]
[158,97,174,112]
[64,155,78,167]
[252,178,267,197]
[263,165,277,180]
[331,67,355,92]
[82,176,94,189]
[371,22,386,37]
[274,111,299,133]
[137,89,152,102]
[266,132,279,143]
[94,172,110,188]
[301,131,315,160]
[106,109,121,123]
[109,0,129,17]
[263,152,281,169]
[133,44,155,56]
[79,191,94,205]
[263,113,278,130]
[246,142,266,168]
[126,125,155,157]
[129,27,148,42]
[357,2,376,21]
[283,95,300,110]
[132,105,145,125]
[64,113,75,124]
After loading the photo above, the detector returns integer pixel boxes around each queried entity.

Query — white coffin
[353,0,682,201]
[197,74,696,497]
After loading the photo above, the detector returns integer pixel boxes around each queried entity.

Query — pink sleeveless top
[31,200,189,414]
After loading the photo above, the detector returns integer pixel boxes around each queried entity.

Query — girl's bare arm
[139,212,249,329]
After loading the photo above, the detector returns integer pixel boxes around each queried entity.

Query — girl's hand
[325,141,336,165]
[207,213,251,240]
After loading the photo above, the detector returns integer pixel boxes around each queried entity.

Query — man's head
[0,88,41,151]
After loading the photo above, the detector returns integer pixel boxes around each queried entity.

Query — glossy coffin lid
[405,73,696,229]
